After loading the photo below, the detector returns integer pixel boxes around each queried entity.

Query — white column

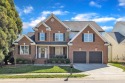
[35,45,37,59]
[48,46,49,59]
[67,46,68,59]
[39,47,41,58]
[45,48,47,58]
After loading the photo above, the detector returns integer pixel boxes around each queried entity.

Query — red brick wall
[35,16,69,42]
[14,36,36,60]
[68,26,108,64]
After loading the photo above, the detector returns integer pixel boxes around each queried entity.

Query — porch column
[35,45,37,59]
[67,46,68,59]
[48,46,50,59]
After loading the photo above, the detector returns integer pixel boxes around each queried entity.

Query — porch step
[34,58,46,64]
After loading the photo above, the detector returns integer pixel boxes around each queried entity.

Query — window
[40,33,45,41]
[84,33,93,42]
[55,33,64,41]
[20,46,29,55]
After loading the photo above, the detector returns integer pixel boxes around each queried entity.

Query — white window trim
[20,45,29,55]
[55,33,64,41]
[40,32,45,41]
[84,33,93,42]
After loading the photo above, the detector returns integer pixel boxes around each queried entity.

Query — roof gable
[13,35,35,45]
[68,24,108,45]
[63,21,104,32]
[33,14,70,31]
[33,22,51,31]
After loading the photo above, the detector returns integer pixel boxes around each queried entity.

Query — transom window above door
[40,32,45,41]
[83,33,93,42]
[55,33,64,41]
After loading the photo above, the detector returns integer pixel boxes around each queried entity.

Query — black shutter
[93,34,95,42]
[18,45,20,54]
[38,33,40,41]
[53,33,55,41]
[63,33,65,41]
[45,33,47,41]
[82,34,84,42]
[29,46,31,54]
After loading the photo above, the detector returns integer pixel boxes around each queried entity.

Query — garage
[73,51,86,63]
[89,51,102,63]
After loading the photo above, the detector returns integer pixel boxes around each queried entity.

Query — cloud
[15,5,34,16]
[23,6,33,14]
[101,26,113,30]
[89,1,102,8]
[116,17,125,21]
[52,3,65,9]
[92,17,116,23]
[23,10,69,29]
[71,13,97,21]
[118,0,125,6]
[71,13,117,23]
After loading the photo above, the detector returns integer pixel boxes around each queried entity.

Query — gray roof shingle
[108,32,125,43]
[26,32,35,42]
[63,21,104,32]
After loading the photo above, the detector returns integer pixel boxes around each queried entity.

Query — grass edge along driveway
[109,63,125,71]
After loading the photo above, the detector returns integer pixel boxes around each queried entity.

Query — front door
[38,47,47,58]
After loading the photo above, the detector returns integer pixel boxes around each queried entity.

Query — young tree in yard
[0,0,22,64]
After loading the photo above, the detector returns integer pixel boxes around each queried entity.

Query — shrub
[47,58,70,64]
[16,58,31,64]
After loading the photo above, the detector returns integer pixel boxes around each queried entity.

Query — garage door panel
[73,51,86,63]
[89,51,102,63]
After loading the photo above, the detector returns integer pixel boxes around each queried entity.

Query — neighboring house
[104,21,125,62]
[13,14,108,64]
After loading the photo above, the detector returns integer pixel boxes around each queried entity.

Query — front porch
[35,45,68,60]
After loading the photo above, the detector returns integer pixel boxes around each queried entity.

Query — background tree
[0,0,22,62]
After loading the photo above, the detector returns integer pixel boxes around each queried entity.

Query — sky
[14,0,125,34]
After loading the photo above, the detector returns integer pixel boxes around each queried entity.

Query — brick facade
[14,14,108,64]
[68,26,108,64]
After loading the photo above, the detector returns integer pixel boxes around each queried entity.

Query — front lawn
[109,62,125,71]
[0,74,87,78]
[0,65,81,74]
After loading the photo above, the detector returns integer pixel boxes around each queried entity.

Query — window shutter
[29,46,31,54]
[82,34,84,42]
[63,33,65,41]
[38,33,40,41]
[53,33,55,41]
[18,45,20,54]
[45,33,47,41]
[93,34,95,42]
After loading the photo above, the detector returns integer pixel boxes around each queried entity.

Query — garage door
[73,51,86,63]
[89,51,102,63]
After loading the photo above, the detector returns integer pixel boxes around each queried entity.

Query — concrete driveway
[73,64,125,80]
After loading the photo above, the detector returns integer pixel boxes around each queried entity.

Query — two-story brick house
[13,14,109,64]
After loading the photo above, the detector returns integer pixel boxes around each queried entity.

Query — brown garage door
[89,51,102,63]
[73,51,86,63]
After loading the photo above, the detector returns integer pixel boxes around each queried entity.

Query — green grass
[109,62,125,71]
[0,65,81,74]
[0,74,87,78]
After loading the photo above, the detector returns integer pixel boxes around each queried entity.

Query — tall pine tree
[0,0,22,61]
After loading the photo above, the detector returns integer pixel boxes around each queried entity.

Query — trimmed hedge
[16,58,31,64]
[46,58,70,64]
